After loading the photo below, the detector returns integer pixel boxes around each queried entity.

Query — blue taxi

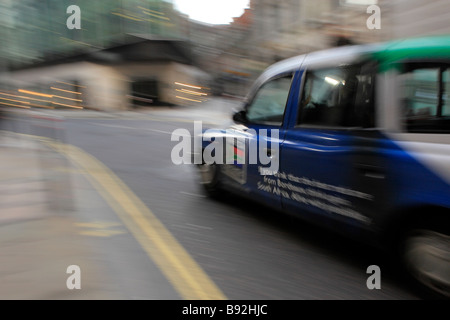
[196,35,450,299]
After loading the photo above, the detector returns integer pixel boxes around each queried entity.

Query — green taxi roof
[372,34,450,71]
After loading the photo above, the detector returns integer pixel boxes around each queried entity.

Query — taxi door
[226,71,301,209]
[279,63,380,227]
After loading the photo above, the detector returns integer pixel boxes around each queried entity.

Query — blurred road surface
[0,98,420,300]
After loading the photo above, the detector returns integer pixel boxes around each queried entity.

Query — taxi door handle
[264,148,276,158]
[355,163,385,179]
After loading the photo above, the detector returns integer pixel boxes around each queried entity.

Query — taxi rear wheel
[400,222,450,299]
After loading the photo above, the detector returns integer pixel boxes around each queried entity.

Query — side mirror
[232,110,248,124]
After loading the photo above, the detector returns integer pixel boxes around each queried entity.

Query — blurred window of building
[131,80,158,107]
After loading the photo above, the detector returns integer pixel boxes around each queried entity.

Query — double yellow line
[34,135,226,300]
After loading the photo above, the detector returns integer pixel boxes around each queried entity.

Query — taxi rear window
[297,64,375,128]
[400,63,450,133]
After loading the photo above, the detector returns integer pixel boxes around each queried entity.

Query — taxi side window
[444,70,450,116]
[401,63,450,133]
[246,75,293,126]
[297,64,375,128]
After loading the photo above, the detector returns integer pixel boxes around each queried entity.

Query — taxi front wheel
[197,163,222,198]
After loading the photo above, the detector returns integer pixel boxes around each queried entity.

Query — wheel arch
[380,204,450,247]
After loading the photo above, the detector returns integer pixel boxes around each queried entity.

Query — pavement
[0,97,239,300]
[0,98,233,300]
[0,126,122,299]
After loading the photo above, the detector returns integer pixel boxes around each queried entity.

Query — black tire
[196,162,223,199]
[399,218,450,299]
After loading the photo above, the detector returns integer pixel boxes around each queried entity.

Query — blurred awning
[8,34,194,71]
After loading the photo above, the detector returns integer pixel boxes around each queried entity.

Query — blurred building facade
[199,0,450,98]
[1,0,449,110]
[204,0,392,97]
[390,0,450,38]
[0,0,214,110]
[0,0,184,70]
